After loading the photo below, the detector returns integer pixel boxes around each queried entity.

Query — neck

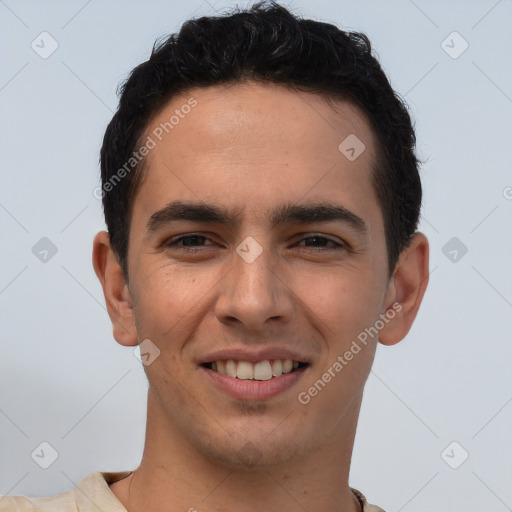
[111,391,364,512]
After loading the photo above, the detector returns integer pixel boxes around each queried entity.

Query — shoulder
[0,489,76,511]
[0,471,131,512]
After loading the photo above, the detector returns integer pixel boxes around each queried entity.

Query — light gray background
[1,1,511,510]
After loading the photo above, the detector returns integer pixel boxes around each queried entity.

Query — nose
[214,241,295,331]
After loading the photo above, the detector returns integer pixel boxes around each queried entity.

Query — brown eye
[164,234,215,251]
[296,235,345,250]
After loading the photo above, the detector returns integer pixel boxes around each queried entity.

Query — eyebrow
[146,200,367,234]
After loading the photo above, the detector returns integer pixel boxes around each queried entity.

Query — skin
[93,81,429,512]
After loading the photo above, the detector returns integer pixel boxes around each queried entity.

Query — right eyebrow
[145,199,367,235]
[146,201,243,233]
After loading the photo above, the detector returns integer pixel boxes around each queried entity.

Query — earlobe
[92,231,139,347]
[378,232,429,346]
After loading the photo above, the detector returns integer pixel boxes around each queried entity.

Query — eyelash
[164,233,346,252]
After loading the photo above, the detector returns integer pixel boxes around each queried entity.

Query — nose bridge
[236,241,274,297]
[215,237,292,328]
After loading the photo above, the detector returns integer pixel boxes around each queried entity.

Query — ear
[92,231,138,347]
[378,232,429,346]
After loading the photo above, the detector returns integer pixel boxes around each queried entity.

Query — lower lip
[201,366,308,400]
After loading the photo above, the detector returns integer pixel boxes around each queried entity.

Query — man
[1,1,428,511]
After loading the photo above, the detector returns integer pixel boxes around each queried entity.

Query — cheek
[296,274,381,427]
[303,267,384,341]
[131,262,219,343]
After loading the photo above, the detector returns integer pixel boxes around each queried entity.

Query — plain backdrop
[1,1,511,510]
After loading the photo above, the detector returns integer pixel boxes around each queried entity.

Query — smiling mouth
[202,359,309,380]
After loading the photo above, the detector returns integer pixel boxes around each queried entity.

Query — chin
[198,426,306,469]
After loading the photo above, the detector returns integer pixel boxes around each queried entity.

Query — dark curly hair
[100,1,421,279]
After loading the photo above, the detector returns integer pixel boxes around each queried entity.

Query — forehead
[146,81,375,159]
[135,81,379,225]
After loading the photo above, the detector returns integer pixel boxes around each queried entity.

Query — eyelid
[294,232,346,246]
[164,233,216,247]
[164,232,347,251]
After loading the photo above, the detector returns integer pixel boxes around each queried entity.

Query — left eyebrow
[270,202,367,233]
[145,200,367,234]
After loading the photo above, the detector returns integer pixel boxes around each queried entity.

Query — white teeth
[210,359,303,380]
[225,359,237,378]
[236,361,254,380]
[282,359,293,373]
[253,361,273,380]
[271,359,283,377]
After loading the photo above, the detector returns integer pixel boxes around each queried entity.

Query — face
[119,82,397,467]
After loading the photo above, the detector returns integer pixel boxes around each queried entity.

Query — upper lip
[200,347,311,365]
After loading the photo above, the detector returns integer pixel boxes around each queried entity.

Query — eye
[164,234,215,251]
[295,235,345,251]
[163,233,347,254]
